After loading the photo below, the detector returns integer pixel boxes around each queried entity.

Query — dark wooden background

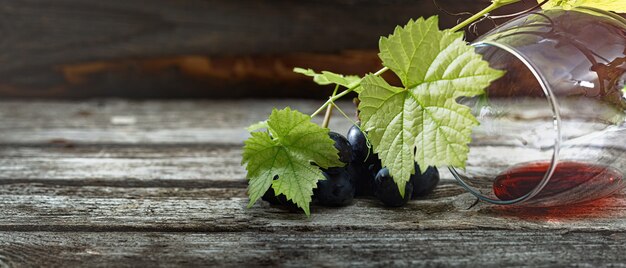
[0,0,538,99]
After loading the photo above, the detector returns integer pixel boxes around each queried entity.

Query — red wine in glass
[493,161,624,202]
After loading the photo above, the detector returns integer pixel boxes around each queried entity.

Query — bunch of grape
[262,123,440,209]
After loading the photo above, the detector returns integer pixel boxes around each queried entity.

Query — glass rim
[449,40,562,205]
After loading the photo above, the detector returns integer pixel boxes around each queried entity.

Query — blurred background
[0,0,550,99]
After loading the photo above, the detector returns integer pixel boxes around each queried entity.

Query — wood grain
[0,100,356,145]
[0,0,534,98]
[0,145,247,187]
[0,98,611,145]
[1,99,626,266]
[0,183,625,232]
[1,230,625,267]
[3,144,625,187]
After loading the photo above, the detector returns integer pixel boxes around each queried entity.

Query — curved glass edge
[480,6,626,40]
[450,41,562,205]
[575,6,626,27]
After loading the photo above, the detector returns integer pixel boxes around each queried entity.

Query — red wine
[493,161,623,201]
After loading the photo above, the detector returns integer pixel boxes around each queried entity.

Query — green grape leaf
[245,120,268,132]
[293,67,361,89]
[359,16,505,196]
[241,107,343,215]
[351,83,366,94]
[539,0,626,13]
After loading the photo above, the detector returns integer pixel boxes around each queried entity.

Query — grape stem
[450,1,503,32]
[321,85,339,128]
[309,0,520,119]
[311,67,388,118]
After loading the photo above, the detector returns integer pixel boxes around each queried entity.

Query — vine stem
[450,1,502,32]
[322,85,339,128]
[309,0,519,118]
[311,67,388,118]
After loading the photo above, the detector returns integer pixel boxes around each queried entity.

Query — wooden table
[1,99,626,267]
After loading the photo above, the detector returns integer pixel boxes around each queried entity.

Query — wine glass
[451,7,626,206]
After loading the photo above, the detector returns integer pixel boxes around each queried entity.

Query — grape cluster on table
[262,123,440,210]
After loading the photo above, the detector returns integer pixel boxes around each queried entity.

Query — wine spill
[493,161,624,202]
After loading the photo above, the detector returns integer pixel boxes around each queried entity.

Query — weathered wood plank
[0,183,625,232]
[0,99,624,266]
[0,145,449,187]
[0,0,491,70]
[0,99,615,145]
[1,230,625,267]
[0,100,356,145]
[2,52,385,99]
[0,0,535,99]
[3,143,626,187]
[0,145,247,187]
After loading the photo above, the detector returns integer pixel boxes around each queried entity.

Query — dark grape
[347,124,368,163]
[262,187,300,211]
[314,167,355,206]
[346,123,381,196]
[348,163,373,196]
[329,132,353,164]
[366,154,382,175]
[410,164,440,199]
[261,188,281,205]
[351,154,381,196]
[374,168,413,207]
